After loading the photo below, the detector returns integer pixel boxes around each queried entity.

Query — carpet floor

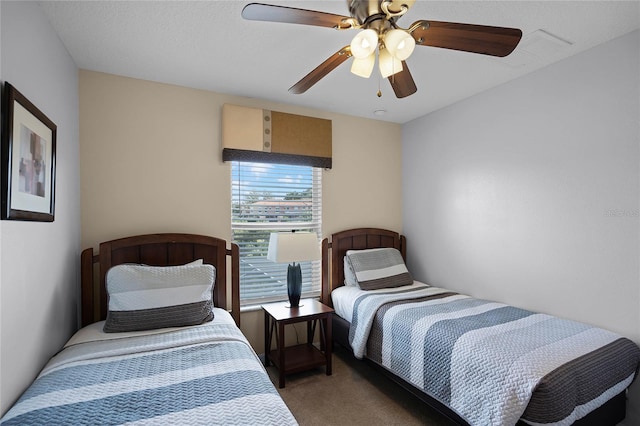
[265,344,458,426]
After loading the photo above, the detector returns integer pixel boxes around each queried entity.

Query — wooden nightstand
[262,298,334,388]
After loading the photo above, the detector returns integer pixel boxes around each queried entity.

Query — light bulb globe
[350,29,378,59]
[350,54,375,78]
[384,29,415,61]
[379,47,403,78]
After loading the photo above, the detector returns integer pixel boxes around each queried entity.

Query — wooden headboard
[321,228,406,306]
[81,233,240,327]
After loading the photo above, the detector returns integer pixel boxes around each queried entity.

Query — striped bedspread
[1,321,298,425]
[349,285,640,426]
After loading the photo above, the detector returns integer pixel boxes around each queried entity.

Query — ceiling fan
[242,1,522,98]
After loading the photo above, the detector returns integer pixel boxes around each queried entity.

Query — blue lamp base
[286,263,303,308]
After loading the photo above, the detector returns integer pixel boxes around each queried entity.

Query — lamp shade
[351,54,375,78]
[350,29,378,59]
[379,47,403,78]
[267,232,320,264]
[384,29,415,61]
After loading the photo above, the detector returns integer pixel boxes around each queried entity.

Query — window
[231,161,322,305]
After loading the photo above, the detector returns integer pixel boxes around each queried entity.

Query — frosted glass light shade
[379,48,403,78]
[267,232,320,264]
[350,29,378,59]
[351,54,375,78]
[384,29,415,61]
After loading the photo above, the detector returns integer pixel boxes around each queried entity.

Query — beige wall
[79,70,402,349]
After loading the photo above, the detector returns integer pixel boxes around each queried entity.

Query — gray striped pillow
[103,263,215,333]
[346,248,413,290]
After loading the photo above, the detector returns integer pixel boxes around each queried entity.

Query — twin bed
[1,233,297,425]
[322,228,640,426]
[2,229,639,425]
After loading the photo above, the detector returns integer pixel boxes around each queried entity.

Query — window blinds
[231,161,322,305]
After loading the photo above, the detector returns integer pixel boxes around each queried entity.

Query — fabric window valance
[222,104,332,169]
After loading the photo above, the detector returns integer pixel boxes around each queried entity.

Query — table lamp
[267,231,320,308]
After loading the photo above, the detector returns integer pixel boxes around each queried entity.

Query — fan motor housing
[349,1,383,24]
[349,0,413,27]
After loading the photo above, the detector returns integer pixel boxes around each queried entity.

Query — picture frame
[1,82,57,222]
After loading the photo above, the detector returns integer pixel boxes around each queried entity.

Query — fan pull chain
[377,73,382,97]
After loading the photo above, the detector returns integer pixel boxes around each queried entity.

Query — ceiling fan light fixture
[350,29,378,59]
[379,47,403,78]
[241,1,523,99]
[350,54,375,78]
[384,29,415,61]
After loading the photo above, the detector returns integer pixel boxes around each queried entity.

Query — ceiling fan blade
[242,3,352,29]
[410,20,522,57]
[388,61,417,98]
[289,46,352,94]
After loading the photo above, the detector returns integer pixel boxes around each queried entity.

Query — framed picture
[1,82,57,221]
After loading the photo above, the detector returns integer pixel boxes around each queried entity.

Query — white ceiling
[39,1,640,123]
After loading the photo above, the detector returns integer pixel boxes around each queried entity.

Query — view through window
[231,161,322,305]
